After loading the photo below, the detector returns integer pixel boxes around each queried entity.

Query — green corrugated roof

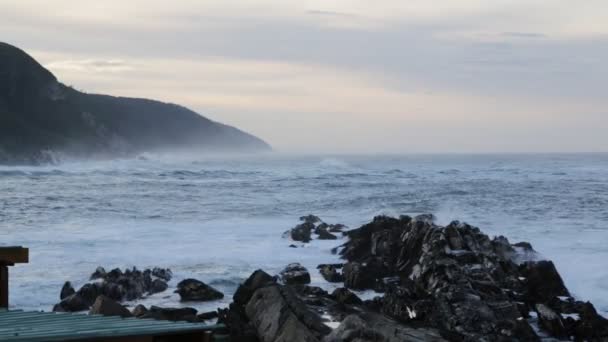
[0,310,224,341]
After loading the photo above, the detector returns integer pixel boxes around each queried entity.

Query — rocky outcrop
[53,266,171,312]
[280,263,311,285]
[333,214,608,341]
[285,216,346,243]
[89,295,133,318]
[245,285,331,342]
[175,278,224,302]
[317,264,344,283]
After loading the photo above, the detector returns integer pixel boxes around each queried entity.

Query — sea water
[1,153,607,315]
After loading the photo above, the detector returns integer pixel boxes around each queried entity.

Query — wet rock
[521,260,570,303]
[316,228,338,240]
[53,293,89,312]
[300,215,322,224]
[280,263,311,285]
[132,304,149,317]
[318,264,344,283]
[233,269,277,306]
[245,285,331,342]
[148,278,168,295]
[328,224,346,233]
[90,266,107,280]
[89,295,133,318]
[76,283,101,307]
[331,288,362,306]
[343,259,389,291]
[151,267,173,282]
[535,303,567,339]
[142,306,198,322]
[175,278,224,302]
[60,281,75,300]
[290,222,315,243]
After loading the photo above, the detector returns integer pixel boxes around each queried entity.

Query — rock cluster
[285,215,346,243]
[334,214,608,341]
[53,267,173,312]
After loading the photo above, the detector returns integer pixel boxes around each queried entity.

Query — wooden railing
[0,246,29,308]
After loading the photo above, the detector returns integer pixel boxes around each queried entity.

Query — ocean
[1,153,607,315]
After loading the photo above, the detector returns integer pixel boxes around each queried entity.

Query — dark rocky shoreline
[53,215,608,341]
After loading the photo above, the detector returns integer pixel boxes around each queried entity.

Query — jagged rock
[89,295,133,318]
[148,278,168,294]
[142,306,198,322]
[175,278,224,301]
[328,224,346,233]
[234,269,276,306]
[245,285,331,342]
[318,264,344,283]
[280,263,311,285]
[324,313,447,342]
[521,260,570,303]
[343,259,389,291]
[52,293,89,312]
[60,281,75,300]
[132,304,149,317]
[290,222,315,243]
[316,228,338,240]
[332,288,362,306]
[151,267,173,282]
[90,266,107,280]
[535,303,567,339]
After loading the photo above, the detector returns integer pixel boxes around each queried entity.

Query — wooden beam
[0,265,7,308]
[0,247,29,264]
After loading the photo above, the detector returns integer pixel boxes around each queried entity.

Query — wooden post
[0,264,8,308]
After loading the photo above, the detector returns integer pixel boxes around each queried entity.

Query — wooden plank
[0,247,29,264]
[0,265,7,308]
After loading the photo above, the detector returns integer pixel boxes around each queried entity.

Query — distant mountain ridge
[0,42,271,164]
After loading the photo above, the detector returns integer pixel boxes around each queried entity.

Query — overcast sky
[3,1,608,153]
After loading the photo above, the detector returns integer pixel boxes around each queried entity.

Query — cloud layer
[3,1,607,152]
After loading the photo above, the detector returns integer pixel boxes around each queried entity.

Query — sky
[2,0,608,153]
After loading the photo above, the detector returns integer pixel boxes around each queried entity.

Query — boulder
[521,260,570,303]
[175,278,224,302]
[316,228,338,240]
[280,263,311,285]
[318,264,344,283]
[132,304,149,317]
[233,269,276,306]
[52,293,89,312]
[198,311,219,320]
[89,295,133,318]
[331,288,362,306]
[60,281,75,300]
[245,285,331,342]
[290,222,315,243]
[90,266,107,280]
[148,278,168,295]
[300,215,322,224]
[151,267,173,282]
[535,303,567,339]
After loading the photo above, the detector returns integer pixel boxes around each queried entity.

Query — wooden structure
[0,247,29,308]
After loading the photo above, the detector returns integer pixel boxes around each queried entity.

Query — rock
[332,288,362,305]
[280,263,311,285]
[290,222,315,243]
[151,267,173,282]
[175,278,224,302]
[142,306,198,322]
[323,313,447,342]
[52,293,89,312]
[60,281,75,300]
[148,278,168,295]
[316,228,338,240]
[76,283,101,307]
[343,260,388,290]
[289,244,298,248]
[245,285,331,342]
[300,215,322,224]
[521,260,570,303]
[89,295,133,318]
[233,269,277,306]
[535,303,567,339]
[90,266,107,280]
[328,224,346,233]
[132,304,149,317]
[198,311,219,320]
[318,264,344,283]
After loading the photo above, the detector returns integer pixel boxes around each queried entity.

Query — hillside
[0,42,270,164]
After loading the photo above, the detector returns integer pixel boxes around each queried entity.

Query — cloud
[44,59,133,73]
